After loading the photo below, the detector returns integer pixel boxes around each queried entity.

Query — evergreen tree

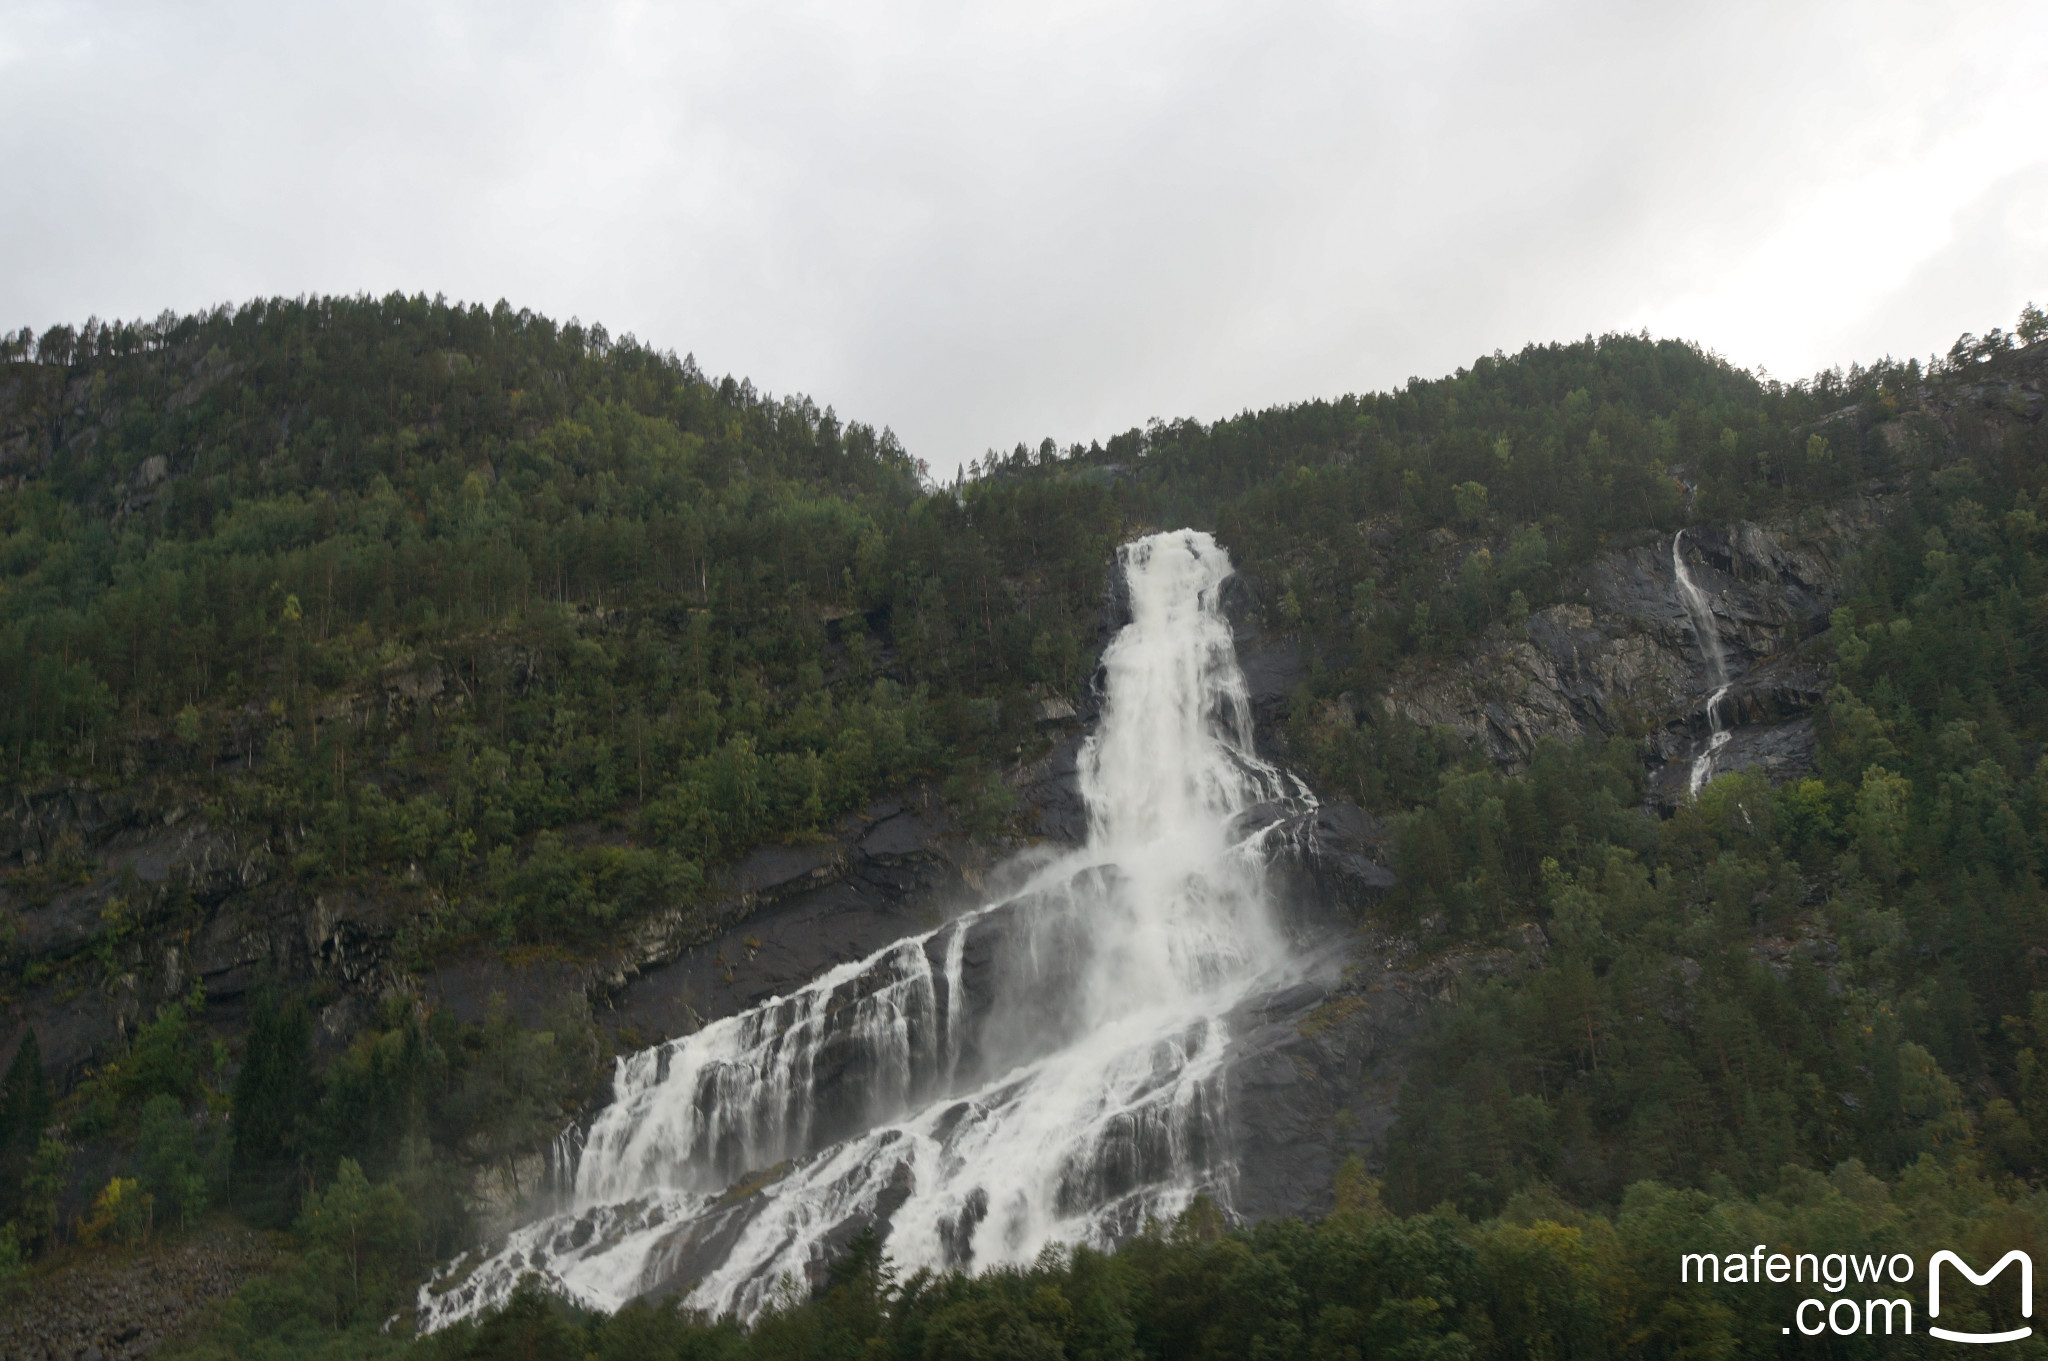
[0,1028,52,1222]
[231,991,314,1224]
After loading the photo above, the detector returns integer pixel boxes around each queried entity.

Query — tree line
[3,295,2044,1358]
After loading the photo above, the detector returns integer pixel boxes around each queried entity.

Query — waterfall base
[420,529,1404,1330]
[422,913,1434,1328]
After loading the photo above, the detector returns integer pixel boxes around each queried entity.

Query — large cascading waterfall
[1672,529,1731,797]
[419,529,1312,1328]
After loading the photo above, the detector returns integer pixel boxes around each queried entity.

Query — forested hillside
[2,296,2046,1358]
[0,298,1119,923]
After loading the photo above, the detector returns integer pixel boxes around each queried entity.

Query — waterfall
[1671,529,1730,797]
[418,529,1311,1328]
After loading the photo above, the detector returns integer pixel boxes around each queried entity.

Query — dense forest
[2,295,2046,1358]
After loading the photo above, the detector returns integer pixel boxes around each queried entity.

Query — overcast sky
[3,1,2044,474]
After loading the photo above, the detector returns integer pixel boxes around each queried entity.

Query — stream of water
[418,528,1312,1326]
[1672,529,1730,797]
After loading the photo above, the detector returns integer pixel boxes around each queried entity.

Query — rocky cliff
[15,353,2046,1298]
[1376,496,1889,805]
[0,489,1889,1229]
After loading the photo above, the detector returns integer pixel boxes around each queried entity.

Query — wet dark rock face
[1220,938,1416,1221]
[1380,496,1892,804]
[0,495,1902,1338]
[0,523,1312,1097]
[501,843,1411,1310]
[1265,802,1398,927]
[585,558,1372,1073]
[596,797,983,1047]
[1219,570,1306,763]
[1218,920,1550,1221]
[0,781,319,1084]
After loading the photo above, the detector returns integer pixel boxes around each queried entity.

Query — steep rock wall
[1381,495,1894,802]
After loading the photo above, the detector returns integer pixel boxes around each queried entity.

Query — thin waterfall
[418,529,1312,1328]
[1672,529,1731,797]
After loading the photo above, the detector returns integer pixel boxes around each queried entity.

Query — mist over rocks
[593,797,979,1047]
[8,301,2047,1355]
[416,529,1375,1324]
[0,483,1969,1334]
[0,482,1890,1325]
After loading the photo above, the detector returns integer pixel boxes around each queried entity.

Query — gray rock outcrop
[1380,496,1892,801]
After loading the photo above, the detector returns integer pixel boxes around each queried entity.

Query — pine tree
[230,991,313,1224]
[0,1028,52,1222]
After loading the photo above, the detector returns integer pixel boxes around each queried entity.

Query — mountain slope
[2,297,2046,1358]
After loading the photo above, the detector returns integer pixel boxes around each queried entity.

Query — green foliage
[0,1220,24,1304]
[1453,479,1490,526]
[126,989,210,1104]
[1166,331,1878,681]
[65,989,222,1147]
[0,1027,53,1222]
[16,1136,71,1249]
[233,988,318,1225]
[163,1163,2037,1360]
[1378,347,2048,1217]
[2020,302,2047,347]
[0,295,1124,952]
[943,766,1020,839]
[0,298,1987,963]
[297,1159,426,1330]
[482,835,700,944]
[81,1175,154,1246]
[434,993,595,1190]
[139,1093,215,1229]
[14,300,2048,1353]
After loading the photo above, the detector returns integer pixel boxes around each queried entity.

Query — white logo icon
[1929,1250,2033,1344]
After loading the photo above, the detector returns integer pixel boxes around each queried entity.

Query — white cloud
[1,0,2043,472]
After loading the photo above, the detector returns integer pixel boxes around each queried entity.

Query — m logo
[1929,1250,2033,1344]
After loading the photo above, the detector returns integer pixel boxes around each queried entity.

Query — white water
[418,529,1310,1327]
[1672,529,1730,797]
